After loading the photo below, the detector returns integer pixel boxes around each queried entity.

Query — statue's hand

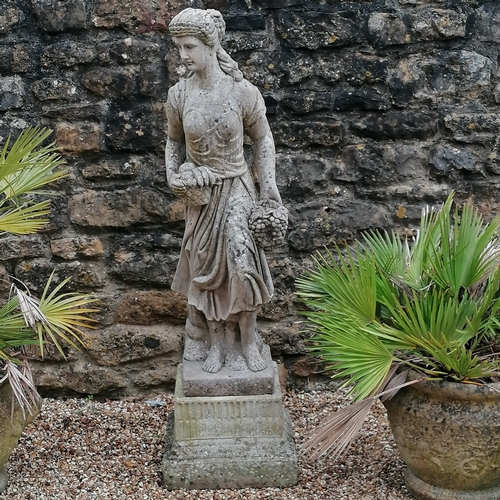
[192,166,222,187]
[169,173,187,197]
[260,186,282,205]
[176,163,221,192]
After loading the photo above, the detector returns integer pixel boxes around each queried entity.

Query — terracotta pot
[383,371,500,500]
[0,381,41,493]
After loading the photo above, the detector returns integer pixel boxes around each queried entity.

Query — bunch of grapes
[249,199,289,249]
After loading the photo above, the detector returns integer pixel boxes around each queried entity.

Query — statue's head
[169,8,225,48]
[169,8,243,81]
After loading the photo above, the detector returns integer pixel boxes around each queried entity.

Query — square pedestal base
[162,363,298,490]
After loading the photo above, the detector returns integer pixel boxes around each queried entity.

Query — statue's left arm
[242,82,281,204]
[246,114,282,204]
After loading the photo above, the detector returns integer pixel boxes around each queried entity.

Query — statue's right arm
[165,137,185,182]
[165,126,186,194]
[165,86,187,193]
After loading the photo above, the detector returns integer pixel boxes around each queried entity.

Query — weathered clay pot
[383,371,500,500]
[0,381,41,493]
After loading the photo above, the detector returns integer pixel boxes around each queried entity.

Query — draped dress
[166,76,274,322]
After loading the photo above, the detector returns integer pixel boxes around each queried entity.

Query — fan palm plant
[0,127,97,417]
[296,192,500,459]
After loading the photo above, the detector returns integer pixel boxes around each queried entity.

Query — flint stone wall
[1,0,499,395]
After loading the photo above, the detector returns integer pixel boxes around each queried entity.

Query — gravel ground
[1,389,413,500]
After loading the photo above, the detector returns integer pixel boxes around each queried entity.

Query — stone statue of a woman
[166,8,286,374]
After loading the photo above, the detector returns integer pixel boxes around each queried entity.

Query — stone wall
[1,0,499,395]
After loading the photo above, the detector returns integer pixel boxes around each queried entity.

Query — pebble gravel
[1,389,413,500]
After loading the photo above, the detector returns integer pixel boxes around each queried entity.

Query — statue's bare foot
[242,342,267,371]
[202,344,224,373]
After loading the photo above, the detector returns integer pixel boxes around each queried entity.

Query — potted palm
[296,192,500,500]
[0,127,97,492]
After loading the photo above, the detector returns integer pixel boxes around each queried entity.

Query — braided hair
[169,8,243,82]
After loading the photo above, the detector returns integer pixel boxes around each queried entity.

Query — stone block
[277,11,359,49]
[0,1,20,33]
[15,258,106,293]
[254,0,304,6]
[42,104,106,121]
[476,4,500,42]
[86,323,183,366]
[440,51,491,90]
[50,237,104,260]
[368,13,408,48]
[351,111,438,140]
[429,145,478,174]
[41,42,96,67]
[376,8,467,45]
[138,64,164,97]
[111,250,178,286]
[116,356,179,388]
[31,77,78,101]
[312,53,342,84]
[225,14,266,31]
[105,102,166,153]
[81,67,138,96]
[0,76,25,110]
[388,59,425,105]
[443,113,500,144]
[334,143,428,187]
[69,188,168,227]
[345,54,389,85]
[226,31,273,53]
[236,51,281,90]
[82,159,140,180]
[0,45,31,74]
[0,235,50,260]
[163,364,298,489]
[272,120,342,148]
[334,88,390,111]
[30,0,87,32]
[275,153,329,203]
[182,345,275,397]
[280,90,331,114]
[92,0,183,33]
[114,289,187,325]
[32,356,128,395]
[109,233,181,287]
[77,238,104,257]
[100,38,160,65]
[287,198,390,250]
[389,51,491,104]
[56,122,100,153]
[426,8,467,39]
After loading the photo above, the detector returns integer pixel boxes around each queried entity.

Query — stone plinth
[182,344,275,397]
[162,363,298,490]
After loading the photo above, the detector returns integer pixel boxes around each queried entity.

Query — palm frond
[0,127,65,183]
[303,398,375,461]
[0,200,51,234]
[35,273,98,358]
[0,360,41,419]
[303,373,426,461]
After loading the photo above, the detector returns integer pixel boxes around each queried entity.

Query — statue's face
[173,35,213,73]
